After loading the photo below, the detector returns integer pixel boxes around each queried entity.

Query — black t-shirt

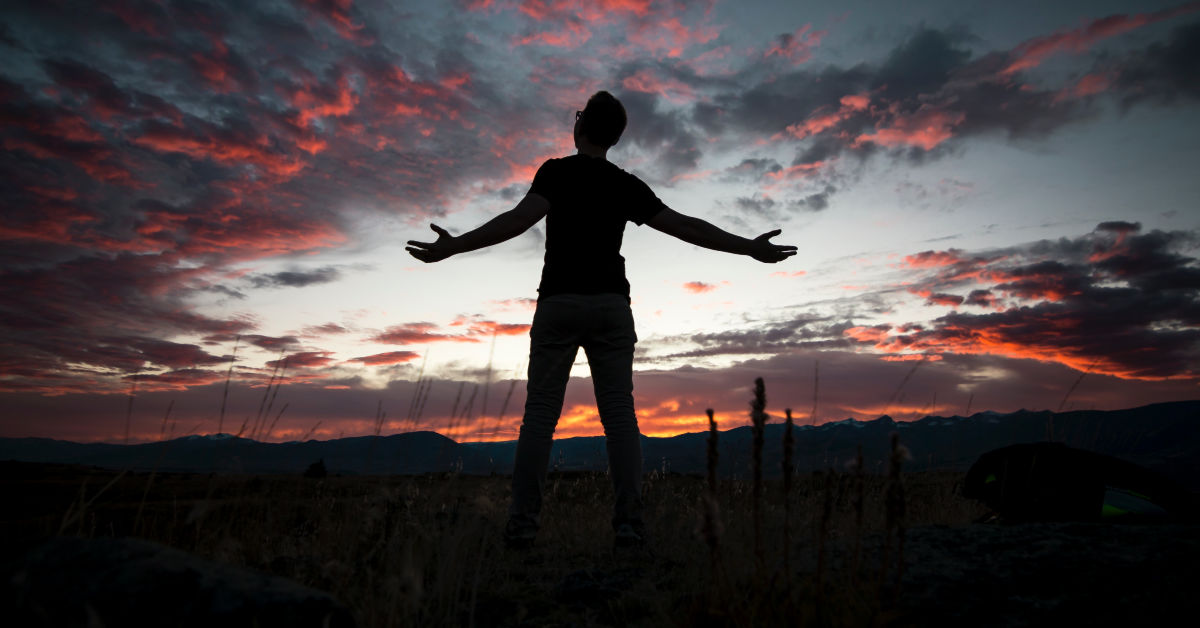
[528,155,666,299]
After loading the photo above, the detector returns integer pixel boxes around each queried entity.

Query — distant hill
[0,431,493,476]
[3,401,1197,487]
[462,400,1200,488]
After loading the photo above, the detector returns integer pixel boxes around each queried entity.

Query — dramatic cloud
[1110,19,1200,105]
[847,224,1200,380]
[372,323,483,345]
[682,281,718,293]
[1,1,1197,441]
[1001,4,1200,75]
[763,24,824,64]
[269,351,335,369]
[349,351,421,366]
[247,267,341,289]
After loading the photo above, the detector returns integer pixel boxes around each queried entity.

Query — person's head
[574,91,626,150]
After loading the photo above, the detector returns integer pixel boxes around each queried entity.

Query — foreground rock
[3,536,355,628]
[855,522,1200,626]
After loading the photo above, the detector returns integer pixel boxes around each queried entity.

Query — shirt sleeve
[528,159,557,205]
[625,174,667,226]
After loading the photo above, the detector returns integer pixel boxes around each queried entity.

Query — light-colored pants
[508,293,644,533]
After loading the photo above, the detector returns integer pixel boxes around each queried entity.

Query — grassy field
[1,455,989,627]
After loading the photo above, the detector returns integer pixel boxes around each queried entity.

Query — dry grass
[2,373,996,626]
[5,457,988,627]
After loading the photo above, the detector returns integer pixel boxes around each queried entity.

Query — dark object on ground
[963,442,1199,522]
[503,518,537,550]
[2,536,355,628]
[873,522,1200,627]
[613,522,646,550]
[303,458,327,479]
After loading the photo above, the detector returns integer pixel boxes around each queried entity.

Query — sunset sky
[2,0,1198,444]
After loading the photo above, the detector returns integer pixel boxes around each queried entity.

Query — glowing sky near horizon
[1,0,1198,444]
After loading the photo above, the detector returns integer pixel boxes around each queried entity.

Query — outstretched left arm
[406,192,550,263]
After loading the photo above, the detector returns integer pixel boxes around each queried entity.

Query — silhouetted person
[407,91,796,548]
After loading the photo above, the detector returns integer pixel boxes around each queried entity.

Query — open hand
[749,229,797,263]
[406,224,458,263]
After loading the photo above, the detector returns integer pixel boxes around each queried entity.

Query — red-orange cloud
[350,351,421,365]
[269,351,335,369]
[763,24,825,64]
[372,323,481,345]
[1002,4,1200,75]
[683,281,717,294]
[856,106,964,151]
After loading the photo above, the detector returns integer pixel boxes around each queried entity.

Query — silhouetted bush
[303,459,327,479]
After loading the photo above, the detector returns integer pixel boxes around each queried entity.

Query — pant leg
[508,296,580,530]
[580,295,644,532]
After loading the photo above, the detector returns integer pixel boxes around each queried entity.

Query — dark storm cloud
[693,13,1199,215]
[268,351,334,369]
[0,0,541,393]
[638,313,855,361]
[3,0,1198,404]
[724,158,782,181]
[1096,221,1142,234]
[964,289,995,308]
[795,185,835,211]
[128,338,229,369]
[870,27,973,101]
[733,195,778,216]
[239,335,302,352]
[1111,20,1200,104]
[247,266,342,289]
[680,27,1073,213]
[613,89,702,180]
[700,63,873,137]
[6,345,1198,443]
[867,224,1200,380]
[0,251,253,393]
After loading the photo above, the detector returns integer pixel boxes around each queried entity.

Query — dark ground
[2,461,1196,627]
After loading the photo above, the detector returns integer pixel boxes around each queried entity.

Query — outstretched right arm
[405,192,549,263]
[646,207,797,263]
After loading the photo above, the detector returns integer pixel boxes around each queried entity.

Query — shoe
[613,523,645,549]
[504,519,537,550]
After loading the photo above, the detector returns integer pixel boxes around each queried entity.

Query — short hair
[580,91,626,148]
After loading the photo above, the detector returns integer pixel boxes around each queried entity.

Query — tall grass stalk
[851,445,865,576]
[480,331,496,422]
[749,377,767,573]
[366,400,386,473]
[449,381,465,422]
[158,399,174,442]
[58,468,129,535]
[217,336,240,436]
[460,384,479,423]
[300,420,322,442]
[416,379,432,423]
[405,351,429,424]
[782,407,794,590]
[1053,358,1098,439]
[497,379,518,426]
[252,351,284,440]
[810,360,819,426]
[135,401,180,535]
[257,357,288,440]
[816,468,833,599]
[124,371,139,445]
[702,409,721,569]
[264,403,289,442]
[882,358,924,419]
[881,432,909,602]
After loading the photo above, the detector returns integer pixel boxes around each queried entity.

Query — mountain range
[3,401,1197,488]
